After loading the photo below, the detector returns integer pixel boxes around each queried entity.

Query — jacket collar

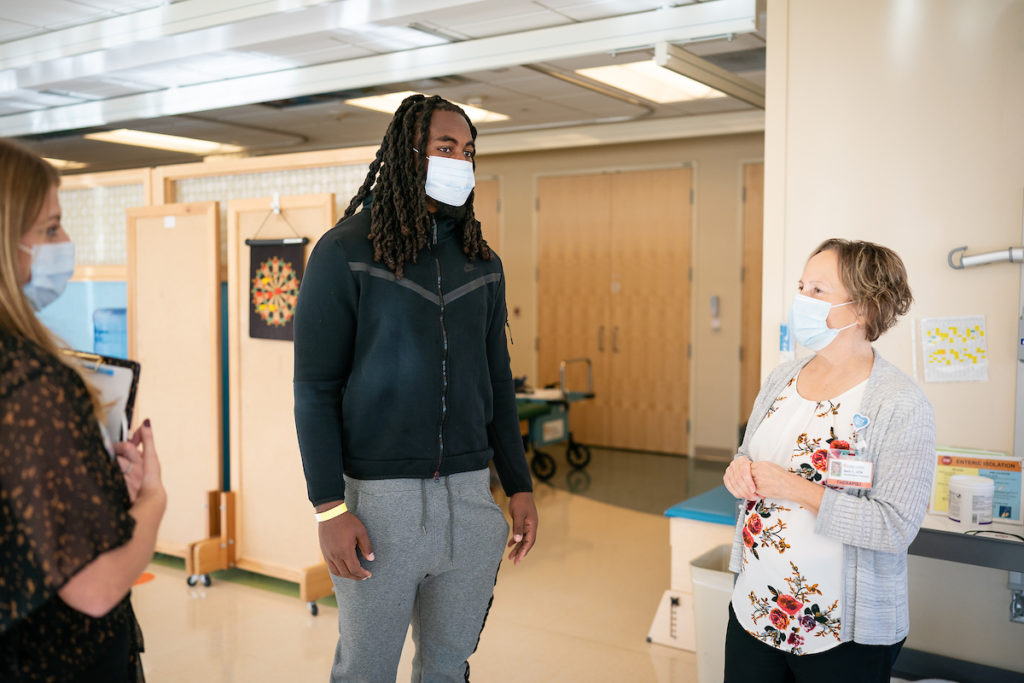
[430,214,458,245]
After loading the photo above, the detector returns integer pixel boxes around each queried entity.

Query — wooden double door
[537,167,692,454]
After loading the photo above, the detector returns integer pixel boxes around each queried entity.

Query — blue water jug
[93,307,128,359]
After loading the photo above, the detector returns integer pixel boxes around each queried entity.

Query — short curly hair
[811,238,913,342]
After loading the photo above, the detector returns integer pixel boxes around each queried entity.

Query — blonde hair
[811,238,913,342]
[0,139,63,354]
[0,139,103,417]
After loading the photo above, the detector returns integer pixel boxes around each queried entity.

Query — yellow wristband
[314,502,348,523]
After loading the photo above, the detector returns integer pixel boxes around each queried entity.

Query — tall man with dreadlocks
[293,94,537,682]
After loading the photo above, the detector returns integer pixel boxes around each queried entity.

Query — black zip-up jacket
[293,208,532,505]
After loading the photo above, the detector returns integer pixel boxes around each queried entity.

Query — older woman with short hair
[723,239,935,682]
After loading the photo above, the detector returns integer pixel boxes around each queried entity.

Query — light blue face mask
[19,241,76,311]
[424,155,475,207]
[788,293,857,351]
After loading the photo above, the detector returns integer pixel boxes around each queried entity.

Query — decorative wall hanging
[245,198,309,340]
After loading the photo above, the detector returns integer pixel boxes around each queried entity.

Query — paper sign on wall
[920,316,988,382]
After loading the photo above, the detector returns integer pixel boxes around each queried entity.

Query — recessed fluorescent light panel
[83,129,244,155]
[345,91,509,123]
[574,61,727,103]
[43,157,87,170]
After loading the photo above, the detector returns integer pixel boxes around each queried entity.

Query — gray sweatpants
[329,469,509,683]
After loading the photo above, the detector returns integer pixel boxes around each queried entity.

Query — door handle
[597,325,605,352]
[612,326,619,353]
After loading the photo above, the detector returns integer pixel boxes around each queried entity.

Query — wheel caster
[530,450,556,481]
[201,574,212,587]
[186,575,198,587]
[566,442,591,469]
[308,602,319,616]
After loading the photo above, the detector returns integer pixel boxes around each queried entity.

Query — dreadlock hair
[343,94,492,278]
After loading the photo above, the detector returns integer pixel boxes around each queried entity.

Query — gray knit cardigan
[728,351,936,645]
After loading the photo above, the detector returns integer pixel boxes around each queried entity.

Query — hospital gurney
[515,358,595,481]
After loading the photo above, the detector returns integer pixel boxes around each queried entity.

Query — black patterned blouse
[0,329,144,682]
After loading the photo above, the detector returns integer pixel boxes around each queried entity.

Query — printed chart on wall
[920,316,988,382]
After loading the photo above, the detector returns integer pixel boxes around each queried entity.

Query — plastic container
[947,474,994,528]
[93,307,128,359]
[690,544,733,683]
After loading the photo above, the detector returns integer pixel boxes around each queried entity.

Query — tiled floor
[132,449,729,682]
[537,447,730,515]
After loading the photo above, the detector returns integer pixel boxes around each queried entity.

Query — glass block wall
[59,183,146,265]
[174,164,369,265]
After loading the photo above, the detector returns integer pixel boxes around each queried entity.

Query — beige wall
[765,0,1024,671]
[477,132,764,453]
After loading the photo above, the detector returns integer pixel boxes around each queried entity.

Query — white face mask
[424,155,475,207]
[19,241,75,311]
[788,293,857,351]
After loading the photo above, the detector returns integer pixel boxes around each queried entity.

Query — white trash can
[690,544,734,683]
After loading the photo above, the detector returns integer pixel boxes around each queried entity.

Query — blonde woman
[723,239,935,682]
[0,139,166,682]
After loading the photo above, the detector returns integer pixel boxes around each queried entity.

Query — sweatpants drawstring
[421,474,456,566]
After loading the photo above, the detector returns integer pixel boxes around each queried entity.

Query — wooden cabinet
[537,167,692,454]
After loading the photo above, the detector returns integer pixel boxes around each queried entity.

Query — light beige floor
[133,456,708,682]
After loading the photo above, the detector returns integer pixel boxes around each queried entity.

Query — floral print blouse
[731,373,866,655]
[0,330,143,682]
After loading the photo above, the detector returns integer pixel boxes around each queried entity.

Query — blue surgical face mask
[19,241,75,311]
[423,155,475,207]
[788,293,857,351]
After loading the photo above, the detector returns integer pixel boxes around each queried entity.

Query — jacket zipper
[431,217,448,480]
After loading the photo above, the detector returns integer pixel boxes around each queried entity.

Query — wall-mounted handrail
[948,245,1024,270]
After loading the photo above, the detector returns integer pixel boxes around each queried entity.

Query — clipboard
[63,350,141,444]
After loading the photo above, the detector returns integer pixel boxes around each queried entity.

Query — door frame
[739,159,765,442]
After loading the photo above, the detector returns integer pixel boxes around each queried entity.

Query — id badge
[826,448,873,491]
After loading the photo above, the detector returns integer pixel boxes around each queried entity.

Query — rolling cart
[516,358,595,481]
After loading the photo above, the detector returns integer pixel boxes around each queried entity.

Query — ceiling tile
[684,33,766,56]
[0,88,87,108]
[659,95,753,117]
[340,24,449,53]
[0,19,38,41]
[246,34,373,63]
[174,51,303,79]
[107,62,213,88]
[45,76,154,98]
[550,48,654,71]
[70,0,167,11]
[415,5,567,39]
[6,1,765,171]
[541,1,687,22]
[3,1,115,30]
[541,90,653,118]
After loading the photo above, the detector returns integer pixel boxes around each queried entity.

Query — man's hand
[723,455,758,500]
[507,492,537,565]
[317,502,374,580]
